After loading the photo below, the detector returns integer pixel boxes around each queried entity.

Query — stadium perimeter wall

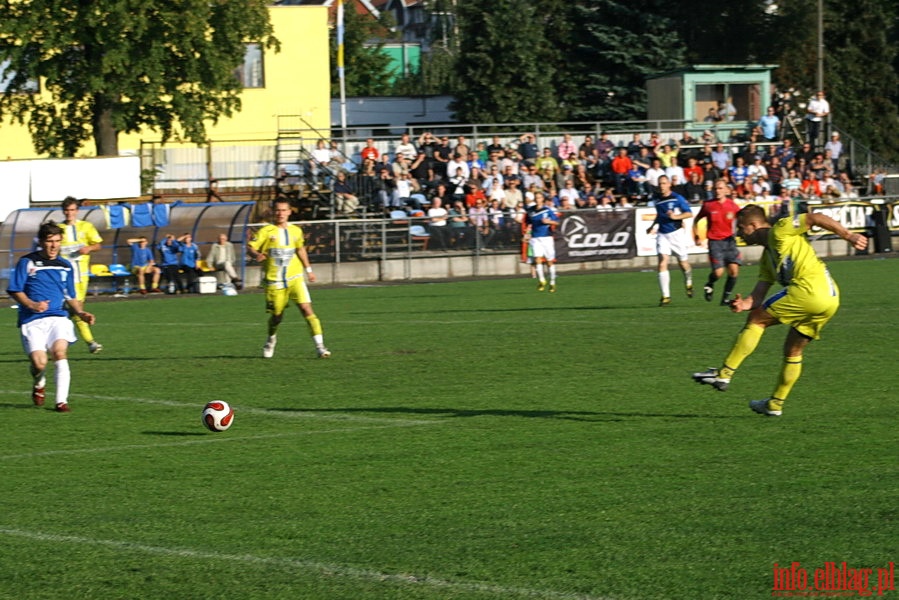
[241,238,867,287]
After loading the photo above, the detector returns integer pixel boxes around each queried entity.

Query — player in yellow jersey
[60,197,104,354]
[693,204,867,416]
[247,197,330,359]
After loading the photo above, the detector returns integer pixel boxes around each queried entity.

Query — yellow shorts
[763,277,840,340]
[265,277,311,315]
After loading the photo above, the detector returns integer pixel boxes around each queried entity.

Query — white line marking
[0,389,439,425]
[0,528,611,600]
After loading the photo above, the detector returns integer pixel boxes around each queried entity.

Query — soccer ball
[202,401,234,432]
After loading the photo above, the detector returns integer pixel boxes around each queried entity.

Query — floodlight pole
[816,0,824,94]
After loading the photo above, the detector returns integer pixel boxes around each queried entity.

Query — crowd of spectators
[293,104,865,235]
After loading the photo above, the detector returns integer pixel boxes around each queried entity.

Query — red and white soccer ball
[202,401,234,432]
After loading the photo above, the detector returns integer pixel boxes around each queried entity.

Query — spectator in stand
[481,164,503,191]
[453,136,470,159]
[766,156,785,194]
[809,153,829,179]
[517,133,539,164]
[781,169,802,195]
[426,197,450,250]
[466,150,485,173]
[776,138,796,164]
[448,199,472,248]
[332,170,360,215]
[573,163,594,191]
[679,130,698,148]
[666,161,687,196]
[805,90,830,149]
[611,147,634,196]
[683,156,704,184]
[409,151,431,186]
[557,133,577,161]
[594,131,616,178]
[597,188,616,211]
[645,158,667,196]
[309,139,331,190]
[627,133,646,158]
[578,135,596,161]
[502,163,521,186]
[824,132,843,173]
[684,170,707,203]
[729,156,750,196]
[703,159,723,185]
[795,156,810,180]
[647,131,662,152]
[521,163,542,191]
[446,152,470,181]
[797,142,815,164]
[748,156,768,183]
[656,143,679,168]
[486,135,505,156]
[800,171,822,199]
[375,168,400,213]
[360,138,380,162]
[503,178,523,215]
[395,132,417,161]
[535,148,559,179]
[837,173,858,198]
[711,142,731,171]
[758,106,781,142]
[704,107,721,123]
[558,179,580,206]
[718,97,737,122]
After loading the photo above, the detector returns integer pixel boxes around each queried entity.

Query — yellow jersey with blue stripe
[758,213,835,294]
[248,223,306,287]
[61,220,103,285]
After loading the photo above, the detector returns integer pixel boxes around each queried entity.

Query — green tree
[0,0,277,157]
[452,0,563,124]
[331,5,395,97]
[565,0,685,121]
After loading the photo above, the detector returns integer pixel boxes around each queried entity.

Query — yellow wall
[1,6,330,159]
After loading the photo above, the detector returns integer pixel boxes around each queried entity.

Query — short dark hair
[39,220,64,241]
[61,196,79,210]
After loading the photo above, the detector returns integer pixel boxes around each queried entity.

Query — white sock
[55,359,71,405]
[31,366,46,388]
[536,263,545,283]
[659,270,671,297]
[548,264,557,284]
[313,334,324,346]
[683,267,693,287]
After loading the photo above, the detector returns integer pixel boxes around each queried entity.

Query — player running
[692,181,742,305]
[247,197,330,359]
[646,175,693,306]
[7,221,96,412]
[526,191,560,292]
[59,197,104,353]
[693,205,867,416]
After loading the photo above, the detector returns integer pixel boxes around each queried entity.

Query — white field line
[0,527,612,600]
[0,389,439,425]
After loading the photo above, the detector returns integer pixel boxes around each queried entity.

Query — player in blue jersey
[526,191,560,292]
[646,175,694,306]
[7,221,96,412]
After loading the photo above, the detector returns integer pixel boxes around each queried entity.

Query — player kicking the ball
[7,221,97,412]
[248,197,330,359]
[693,205,867,416]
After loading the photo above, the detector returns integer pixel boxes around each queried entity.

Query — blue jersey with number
[653,193,692,234]
[7,251,75,326]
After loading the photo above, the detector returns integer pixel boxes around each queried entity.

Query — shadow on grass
[270,406,738,421]
[141,431,208,437]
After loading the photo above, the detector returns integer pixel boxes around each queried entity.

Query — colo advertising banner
[555,210,636,262]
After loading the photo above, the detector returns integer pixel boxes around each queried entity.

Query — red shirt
[611,156,633,175]
[361,147,380,161]
[695,197,740,240]
[683,165,704,182]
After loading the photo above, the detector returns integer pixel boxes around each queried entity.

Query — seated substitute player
[59,196,104,353]
[127,236,162,294]
[693,205,867,416]
[7,221,97,412]
[692,181,742,305]
[247,197,330,359]
[527,191,560,292]
[646,175,694,306]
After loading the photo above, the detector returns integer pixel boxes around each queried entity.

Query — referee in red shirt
[693,181,742,305]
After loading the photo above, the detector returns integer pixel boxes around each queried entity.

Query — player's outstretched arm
[805,212,868,251]
[730,280,772,313]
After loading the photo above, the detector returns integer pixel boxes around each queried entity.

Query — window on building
[234,43,264,89]
[695,82,762,123]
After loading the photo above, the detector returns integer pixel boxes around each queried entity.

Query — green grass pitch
[1,257,896,599]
